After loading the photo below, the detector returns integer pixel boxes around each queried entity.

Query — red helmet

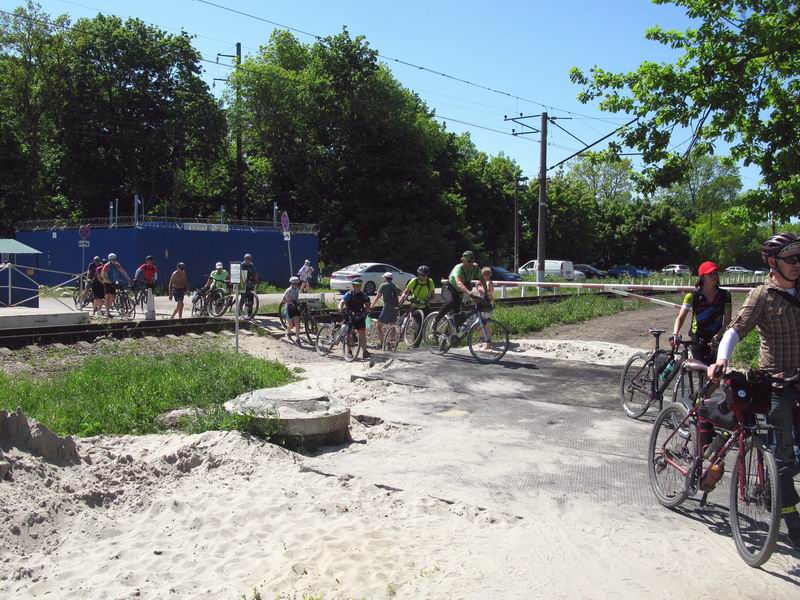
[761,232,800,263]
[697,261,719,276]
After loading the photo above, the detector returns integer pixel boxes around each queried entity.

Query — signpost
[78,226,91,294]
[230,261,242,353]
[281,211,293,277]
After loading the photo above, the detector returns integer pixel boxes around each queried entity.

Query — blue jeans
[769,386,800,510]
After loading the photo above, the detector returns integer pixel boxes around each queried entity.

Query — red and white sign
[280,211,290,232]
[79,225,91,240]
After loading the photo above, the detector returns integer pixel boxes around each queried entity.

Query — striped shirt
[729,276,800,374]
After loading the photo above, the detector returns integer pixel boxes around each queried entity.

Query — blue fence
[16,226,318,289]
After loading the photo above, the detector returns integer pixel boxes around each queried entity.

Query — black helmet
[417,265,430,275]
[761,232,800,263]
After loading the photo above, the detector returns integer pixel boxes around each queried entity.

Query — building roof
[0,239,41,254]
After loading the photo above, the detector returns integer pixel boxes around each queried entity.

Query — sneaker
[362,351,372,359]
[788,526,800,550]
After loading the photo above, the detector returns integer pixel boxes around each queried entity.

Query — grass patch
[0,350,293,437]
[494,294,650,336]
[731,330,759,369]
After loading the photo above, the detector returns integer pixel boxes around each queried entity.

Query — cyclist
[298,259,314,293]
[671,261,731,365]
[371,272,401,346]
[281,276,303,344]
[338,278,371,359]
[168,262,188,319]
[433,250,486,332]
[134,255,158,292]
[85,256,104,313]
[204,262,229,290]
[100,253,130,317]
[399,265,435,307]
[708,232,800,548]
[242,253,259,304]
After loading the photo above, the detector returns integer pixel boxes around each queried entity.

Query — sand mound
[514,338,641,366]
[0,408,79,468]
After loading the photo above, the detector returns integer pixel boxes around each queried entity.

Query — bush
[0,350,293,437]
[731,330,759,368]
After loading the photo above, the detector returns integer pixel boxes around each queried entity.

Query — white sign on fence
[78,240,90,248]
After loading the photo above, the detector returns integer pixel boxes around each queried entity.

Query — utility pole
[536,113,547,287]
[514,176,528,274]
[216,43,243,219]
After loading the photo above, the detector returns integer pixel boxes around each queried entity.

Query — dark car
[573,264,607,279]
[607,264,652,278]
[489,266,522,281]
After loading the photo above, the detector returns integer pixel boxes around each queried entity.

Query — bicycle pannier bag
[653,351,671,376]
[724,369,772,414]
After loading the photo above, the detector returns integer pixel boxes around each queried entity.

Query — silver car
[662,264,691,276]
[330,263,415,295]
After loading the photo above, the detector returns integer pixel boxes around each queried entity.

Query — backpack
[409,277,433,298]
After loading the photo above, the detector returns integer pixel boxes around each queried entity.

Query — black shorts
[285,303,300,318]
[103,283,116,295]
[690,337,717,365]
[172,288,186,302]
[351,317,366,332]
[91,280,105,299]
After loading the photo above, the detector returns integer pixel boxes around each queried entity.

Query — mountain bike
[208,286,259,320]
[132,281,156,313]
[421,300,509,364]
[648,368,794,567]
[382,301,427,352]
[315,311,363,362]
[73,283,94,310]
[278,299,322,344]
[619,328,709,419]
[191,287,212,317]
[112,283,136,319]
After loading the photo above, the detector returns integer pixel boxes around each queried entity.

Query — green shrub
[731,330,759,368]
[0,351,292,437]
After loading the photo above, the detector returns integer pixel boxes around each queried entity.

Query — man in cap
[433,250,486,331]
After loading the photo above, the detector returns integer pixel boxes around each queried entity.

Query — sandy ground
[1,305,797,599]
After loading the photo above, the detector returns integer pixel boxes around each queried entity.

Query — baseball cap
[352,278,363,285]
[462,250,475,261]
[383,272,393,278]
[697,261,719,276]
[215,262,224,269]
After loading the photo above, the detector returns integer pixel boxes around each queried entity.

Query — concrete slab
[0,305,88,329]
[225,382,350,447]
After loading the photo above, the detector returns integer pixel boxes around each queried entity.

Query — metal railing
[0,262,81,310]
[16,215,319,234]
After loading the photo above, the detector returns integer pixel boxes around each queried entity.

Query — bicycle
[112,283,136,319]
[382,301,427,352]
[421,300,509,364]
[315,311,363,362]
[647,368,794,567]
[278,299,322,345]
[73,281,94,310]
[208,285,259,320]
[191,287,212,317]
[131,281,156,313]
[619,329,709,419]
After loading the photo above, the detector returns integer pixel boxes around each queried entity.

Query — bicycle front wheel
[238,293,259,320]
[304,312,318,346]
[467,318,509,364]
[315,324,336,356]
[343,327,361,362]
[277,301,287,328]
[403,309,425,347]
[382,324,400,352]
[117,292,136,319]
[619,352,656,419]
[730,436,781,567]
[647,403,695,508]
[422,313,453,355]
[207,289,227,317]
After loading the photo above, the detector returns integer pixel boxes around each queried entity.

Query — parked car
[573,264,607,279]
[725,265,753,274]
[330,263,414,295]
[518,259,576,280]
[607,264,652,278]
[661,264,691,276]
[489,266,522,282]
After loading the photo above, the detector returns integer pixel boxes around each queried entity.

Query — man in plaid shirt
[710,232,800,548]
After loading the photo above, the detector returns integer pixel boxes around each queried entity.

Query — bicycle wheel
[207,289,227,317]
[72,289,82,310]
[730,436,781,567]
[382,324,400,352]
[343,327,361,362]
[238,292,259,320]
[403,309,424,347]
[315,323,337,356]
[467,318,509,364]
[422,313,454,355]
[619,352,656,419]
[117,292,136,319]
[647,403,696,508]
[304,312,318,346]
[671,368,704,410]
[278,301,287,328]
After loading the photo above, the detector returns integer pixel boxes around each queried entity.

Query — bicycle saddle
[648,328,665,340]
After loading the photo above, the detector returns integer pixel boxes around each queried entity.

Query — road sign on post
[281,211,293,277]
[79,225,91,240]
[230,262,242,353]
[78,240,90,248]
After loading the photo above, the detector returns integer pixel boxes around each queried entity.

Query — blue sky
[6,0,761,187]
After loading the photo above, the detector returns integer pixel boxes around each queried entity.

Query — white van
[518,259,576,281]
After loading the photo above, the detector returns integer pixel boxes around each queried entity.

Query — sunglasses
[777,255,800,265]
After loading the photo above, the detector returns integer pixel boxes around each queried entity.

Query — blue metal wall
[16,227,318,289]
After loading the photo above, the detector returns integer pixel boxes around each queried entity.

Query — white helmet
[383,272,393,279]
[215,262,224,269]
[289,276,300,284]
[108,253,117,261]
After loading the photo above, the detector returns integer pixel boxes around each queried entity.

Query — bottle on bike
[708,232,800,549]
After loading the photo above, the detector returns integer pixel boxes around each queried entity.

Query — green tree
[564,153,634,204]
[570,0,800,222]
